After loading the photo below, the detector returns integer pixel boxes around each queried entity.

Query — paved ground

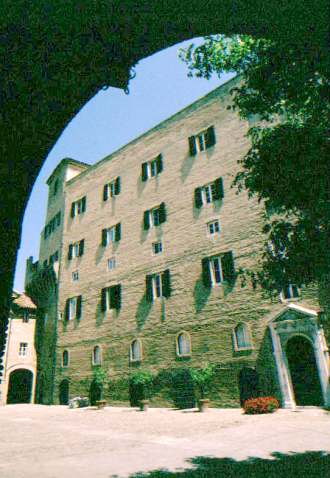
[0,405,329,478]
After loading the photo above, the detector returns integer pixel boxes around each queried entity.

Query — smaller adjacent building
[0,292,37,405]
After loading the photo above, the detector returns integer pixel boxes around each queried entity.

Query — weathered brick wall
[38,78,320,406]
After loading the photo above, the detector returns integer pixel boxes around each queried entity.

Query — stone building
[25,77,330,408]
[0,292,37,405]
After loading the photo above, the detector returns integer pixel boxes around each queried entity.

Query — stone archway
[59,379,70,405]
[286,335,323,406]
[7,369,33,404]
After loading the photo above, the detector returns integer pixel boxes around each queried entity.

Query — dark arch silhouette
[59,379,70,405]
[7,369,33,404]
[238,367,259,406]
[286,335,323,406]
[0,1,326,366]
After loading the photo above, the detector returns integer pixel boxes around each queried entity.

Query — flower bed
[243,396,280,414]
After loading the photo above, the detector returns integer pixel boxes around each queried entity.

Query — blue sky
[14,38,233,291]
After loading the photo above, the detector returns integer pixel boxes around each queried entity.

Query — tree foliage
[180,35,329,292]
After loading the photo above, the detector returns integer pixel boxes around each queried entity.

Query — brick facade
[27,77,327,408]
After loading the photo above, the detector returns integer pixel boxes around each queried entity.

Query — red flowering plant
[243,396,280,414]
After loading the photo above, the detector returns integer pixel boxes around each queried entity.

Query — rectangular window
[49,250,59,265]
[22,311,29,323]
[283,284,300,300]
[189,126,216,156]
[208,220,220,236]
[70,196,86,218]
[103,177,121,201]
[68,239,84,259]
[65,296,82,321]
[19,342,28,356]
[72,271,79,281]
[102,223,121,246]
[144,203,166,230]
[194,178,224,208]
[202,252,235,288]
[107,257,116,270]
[146,270,171,302]
[101,284,121,311]
[152,241,163,255]
[44,210,61,239]
[141,154,163,181]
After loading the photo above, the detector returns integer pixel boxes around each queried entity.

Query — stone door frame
[268,303,330,408]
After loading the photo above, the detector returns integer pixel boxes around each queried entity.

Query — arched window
[62,350,69,367]
[130,339,142,362]
[92,345,102,365]
[176,332,191,357]
[234,324,252,350]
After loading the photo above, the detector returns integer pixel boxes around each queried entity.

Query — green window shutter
[214,177,224,200]
[189,136,197,156]
[205,126,216,148]
[114,284,121,310]
[101,288,107,312]
[143,210,150,230]
[222,251,235,283]
[115,223,121,242]
[202,258,212,287]
[79,239,85,256]
[68,244,73,260]
[156,154,163,174]
[81,196,86,212]
[141,162,148,181]
[56,211,61,226]
[70,202,75,218]
[76,295,82,319]
[162,269,171,298]
[115,176,121,195]
[194,187,203,208]
[159,202,167,224]
[64,299,70,320]
[101,229,107,246]
[146,275,153,302]
[103,184,108,201]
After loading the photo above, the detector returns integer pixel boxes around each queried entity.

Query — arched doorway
[7,369,33,404]
[238,367,259,406]
[89,380,103,406]
[286,336,323,406]
[59,379,70,405]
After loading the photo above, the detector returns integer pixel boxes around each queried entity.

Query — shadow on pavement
[121,451,330,478]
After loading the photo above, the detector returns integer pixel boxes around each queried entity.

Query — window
[44,211,61,239]
[194,178,224,208]
[108,257,116,270]
[72,271,79,281]
[64,296,82,321]
[68,239,84,259]
[19,342,28,356]
[234,324,252,350]
[143,203,166,230]
[282,284,300,300]
[103,177,121,201]
[22,311,29,323]
[152,241,163,255]
[141,154,163,181]
[208,219,220,237]
[189,126,216,155]
[70,196,86,218]
[101,284,121,311]
[176,332,191,357]
[130,339,142,362]
[53,178,59,196]
[146,270,171,302]
[202,252,235,287]
[62,350,69,367]
[49,250,59,265]
[102,223,121,246]
[92,345,102,365]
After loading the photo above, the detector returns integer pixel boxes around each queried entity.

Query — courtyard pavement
[0,405,329,478]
